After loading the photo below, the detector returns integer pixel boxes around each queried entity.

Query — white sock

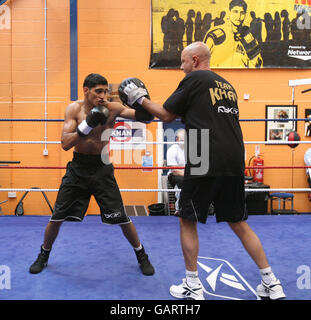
[134,244,143,251]
[186,270,200,288]
[260,266,277,284]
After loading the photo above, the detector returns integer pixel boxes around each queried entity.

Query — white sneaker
[170,278,205,300]
[256,279,286,300]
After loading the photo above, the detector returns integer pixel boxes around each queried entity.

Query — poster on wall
[110,120,147,151]
[304,108,311,136]
[0,0,10,30]
[265,105,297,142]
[108,83,147,151]
[150,0,311,69]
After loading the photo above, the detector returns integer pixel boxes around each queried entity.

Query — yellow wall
[1,0,311,216]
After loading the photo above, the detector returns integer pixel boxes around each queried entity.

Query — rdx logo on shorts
[103,211,122,219]
[217,106,239,115]
[197,256,259,300]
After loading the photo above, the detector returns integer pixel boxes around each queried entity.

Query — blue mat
[0,215,310,300]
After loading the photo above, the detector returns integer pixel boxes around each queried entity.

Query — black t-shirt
[163,70,245,178]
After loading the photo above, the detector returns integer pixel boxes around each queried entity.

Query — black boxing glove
[118,77,150,108]
[118,77,154,123]
[77,106,109,137]
[204,28,226,45]
[235,26,260,60]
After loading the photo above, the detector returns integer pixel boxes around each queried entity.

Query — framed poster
[265,105,297,142]
[150,0,311,69]
[305,108,311,137]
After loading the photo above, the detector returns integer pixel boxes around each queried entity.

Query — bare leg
[179,217,199,271]
[29,220,62,274]
[120,222,141,248]
[228,220,269,269]
[229,221,287,299]
[169,218,204,299]
[43,221,63,250]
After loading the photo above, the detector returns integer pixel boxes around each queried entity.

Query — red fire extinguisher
[253,156,264,183]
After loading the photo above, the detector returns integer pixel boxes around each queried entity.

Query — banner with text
[150,0,311,69]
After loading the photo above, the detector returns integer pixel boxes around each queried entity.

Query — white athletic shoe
[170,278,205,300]
[256,279,286,300]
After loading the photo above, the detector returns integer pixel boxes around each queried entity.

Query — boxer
[29,73,154,276]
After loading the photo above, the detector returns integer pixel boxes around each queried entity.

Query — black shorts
[168,174,184,189]
[50,152,131,225]
[178,176,247,224]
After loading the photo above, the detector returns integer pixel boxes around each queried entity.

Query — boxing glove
[118,77,154,123]
[77,106,109,137]
[204,28,226,45]
[235,26,260,60]
[118,78,150,108]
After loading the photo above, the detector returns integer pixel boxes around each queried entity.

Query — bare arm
[108,99,176,123]
[61,104,81,151]
[171,168,184,176]
[141,98,177,123]
[118,104,136,119]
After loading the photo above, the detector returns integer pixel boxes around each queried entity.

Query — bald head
[176,128,185,141]
[184,42,211,62]
[175,128,185,149]
[180,42,211,74]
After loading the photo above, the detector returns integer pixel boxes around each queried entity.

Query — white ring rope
[0,141,61,144]
[0,141,310,145]
[0,188,311,192]
[243,141,311,145]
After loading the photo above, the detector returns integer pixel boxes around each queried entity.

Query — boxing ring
[1,115,311,301]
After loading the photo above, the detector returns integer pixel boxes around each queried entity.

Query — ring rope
[1,166,311,170]
[0,141,182,145]
[0,140,310,145]
[243,141,311,145]
[0,141,61,144]
[0,166,185,170]
[0,188,311,192]
[0,118,310,122]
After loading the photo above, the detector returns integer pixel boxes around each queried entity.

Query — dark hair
[83,73,108,89]
[229,0,247,12]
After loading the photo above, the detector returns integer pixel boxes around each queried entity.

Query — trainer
[118,42,285,300]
